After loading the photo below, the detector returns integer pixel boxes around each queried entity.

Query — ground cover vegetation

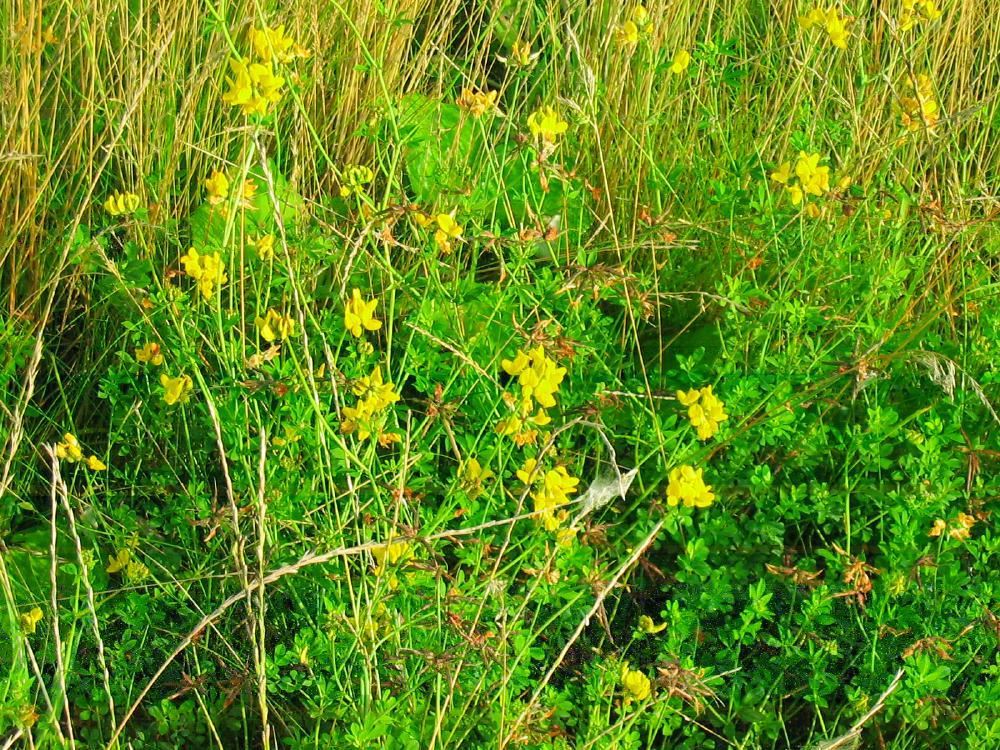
[1,0,999,747]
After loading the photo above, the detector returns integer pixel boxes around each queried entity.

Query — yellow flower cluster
[135,342,163,366]
[249,24,310,64]
[223,24,307,117]
[900,74,939,133]
[434,213,463,254]
[341,365,400,442]
[103,191,141,216]
[616,4,651,47]
[20,606,43,635]
[517,458,579,531]
[799,6,851,49]
[339,165,375,198]
[503,346,567,410]
[527,106,569,145]
[666,465,715,508]
[677,385,728,440]
[55,433,106,470]
[222,57,285,116]
[459,457,494,499]
[180,248,228,301]
[457,87,498,117]
[929,512,977,541]
[255,308,296,341]
[498,346,566,445]
[251,234,275,260]
[160,373,193,405]
[204,170,229,205]
[670,49,691,74]
[344,289,382,338]
[900,0,942,31]
[106,548,149,581]
[620,663,652,703]
[770,151,831,210]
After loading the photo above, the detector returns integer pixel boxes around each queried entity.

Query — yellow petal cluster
[222,57,286,116]
[341,366,400,441]
[459,458,494,499]
[250,24,310,64]
[180,248,228,301]
[103,191,141,216]
[666,465,715,508]
[900,0,941,31]
[160,373,193,405]
[434,213,463,254]
[135,342,164,366]
[457,88,498,117]
[55,432,106,470]
[770,151,830,208]
[900,74,939,133]
[204,170,229,205]
[518,458,579,530]
[799,6,851,49]
[670,49,691,74]
[620,663,652,703]
[527,107,569,145]
[255,308,296,342]
[929,512,977,541]
[678,384,728,440]
[344,289,382,338]
[55,433,83,462]
[502,346,567,410]
[339,165,375,198]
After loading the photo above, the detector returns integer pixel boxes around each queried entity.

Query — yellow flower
[251,234,275,260]
[632,4,650,28]
[666,465,715,508]
[510,39,535,67]
[683,384,728,440]
[769,162,792,185]
[160,373,193,405]
[795,152,830,196]
[798,7,826,28]
[222,57,286,116]
[341,366,400,440]
[135,342,164,366]
[351,366,400,410]
[620,663,652,703]
[19,607,43,635]
[344,289,382,337]
[371,538,412,588]
[255,308,296,342]
[106,548,131,574]
[55,433,84,463]
[527,107,569,145]
[787,184,804,206]
[180,248,228,301]
[86,455,107,471]
[457,88,499,117]
[639,615,668,634]
[460,458,494,498]
[616,20,640,47]
[204,170,229,205]
[900,74,939,133]
[824,9,850,49]
[676,388,701,406]
[250,24,309,64]
[517,458,579,528]
[239,179,258,208]
[669,49,691,74]
[504,346,567,410]
[339,165,375,198]
[103,191,141,216]
[434,213,463,254]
